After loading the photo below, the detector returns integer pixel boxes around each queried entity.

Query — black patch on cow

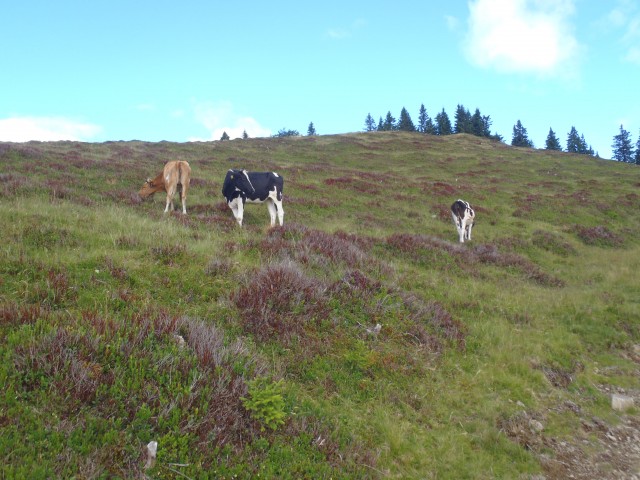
[451,200,467,220]
[222,169,284,204]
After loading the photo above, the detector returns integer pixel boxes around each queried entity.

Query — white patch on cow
[242,170,255,192]
[227,197,244,225]
[451,199,475,243]
[272,172,280,177]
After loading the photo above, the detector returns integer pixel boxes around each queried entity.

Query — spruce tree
[482,115,494,138]
[425,116,436,135]
[220,131,230,141]
[566,126,581,153]
[511,120,533,148]
[545,128,562,150]
[636,131,640,165]
[454,104,472,134]
[435,109,452,135]
[417,104,429,133]
[611,124,634,162]
[382,111,396,131]
[470,108,484,137]
[377,117,384,131]
[364,113,376,132]
[242,129,249,140]
[397,107,416,132]
[307,122,317,136]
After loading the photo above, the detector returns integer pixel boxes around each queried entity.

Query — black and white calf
[222,169,284,227]
[451,199,475,243]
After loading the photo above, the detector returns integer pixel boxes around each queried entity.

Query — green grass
[1,132,639,478]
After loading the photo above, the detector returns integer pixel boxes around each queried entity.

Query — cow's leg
[466,222,473,241]
[229,198,244,226]
[452,213,463,243]
[165,184,176,213]
[180,183,188,214]
[274,199,284,226]
[266,199,277,227]
[236,200,244,226]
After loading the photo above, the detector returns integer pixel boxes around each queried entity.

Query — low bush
[575,225,623,247]
[232,261,328,344]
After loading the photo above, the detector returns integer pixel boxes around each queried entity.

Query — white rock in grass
[173,334,186,349]
[144,441,158,469]
[366,323,382,336]
[611,394,634,412]
[529,419,544,432]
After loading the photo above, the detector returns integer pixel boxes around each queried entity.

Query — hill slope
[1,132,639,479]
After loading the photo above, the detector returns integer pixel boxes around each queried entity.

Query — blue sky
[1,0,639,159]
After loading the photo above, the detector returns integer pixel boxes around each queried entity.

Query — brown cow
[139,161,191,214]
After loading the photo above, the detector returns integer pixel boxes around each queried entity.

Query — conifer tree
[636,131,640,165]
[417,104,429,133]
[364,113,376,132]
[566,126,581,153]
[454,104,472,134]
[579,134,594,155]
[377,117,384,131]
[545,128,562,151]
[511,120,533,148]
[435,109,452,135]
[425,116,436,135]
[470,108,485,137]
[220,131,230,141]
[242,129,249,140]
[307,122,317,136]
[382,111,396,131]
[482,114,494,138]
[611,124,634,162]
[397,107,416,132]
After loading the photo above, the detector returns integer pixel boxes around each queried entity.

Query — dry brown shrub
[232,261,328,344]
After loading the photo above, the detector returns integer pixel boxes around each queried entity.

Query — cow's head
[138,178,158,199]
[222,169,255,201]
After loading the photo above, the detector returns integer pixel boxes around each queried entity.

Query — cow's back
[164,161,191,187]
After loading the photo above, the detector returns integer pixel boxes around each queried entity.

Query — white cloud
[463,0,580,76]
[0,117,102,142]
[609,1,640,65]
[327,28,350,39]
[188,101,271,141]
[445,15,461,31]
[625,46,640,64]
[326,18,367,40]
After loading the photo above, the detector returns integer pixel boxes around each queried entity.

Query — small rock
[144,441,158,470]
[366,323,382,336]
[173,335,186,349]
[529,419,544,432]
[611,394,634,412]
[564,401,581,414]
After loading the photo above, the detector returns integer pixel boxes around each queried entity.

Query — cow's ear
[147,179,154,186]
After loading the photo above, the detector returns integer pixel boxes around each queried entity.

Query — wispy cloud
[463,0,581,77]
[0,116,102,142]
[188,101,271,141]
[607,0,640,64]
[326,18,367,40]
[445,15,461,31]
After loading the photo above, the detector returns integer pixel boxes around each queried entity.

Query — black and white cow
[222,169,284,227]
[451,199,475,243]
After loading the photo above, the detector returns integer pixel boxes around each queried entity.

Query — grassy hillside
[1,132,639,479]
